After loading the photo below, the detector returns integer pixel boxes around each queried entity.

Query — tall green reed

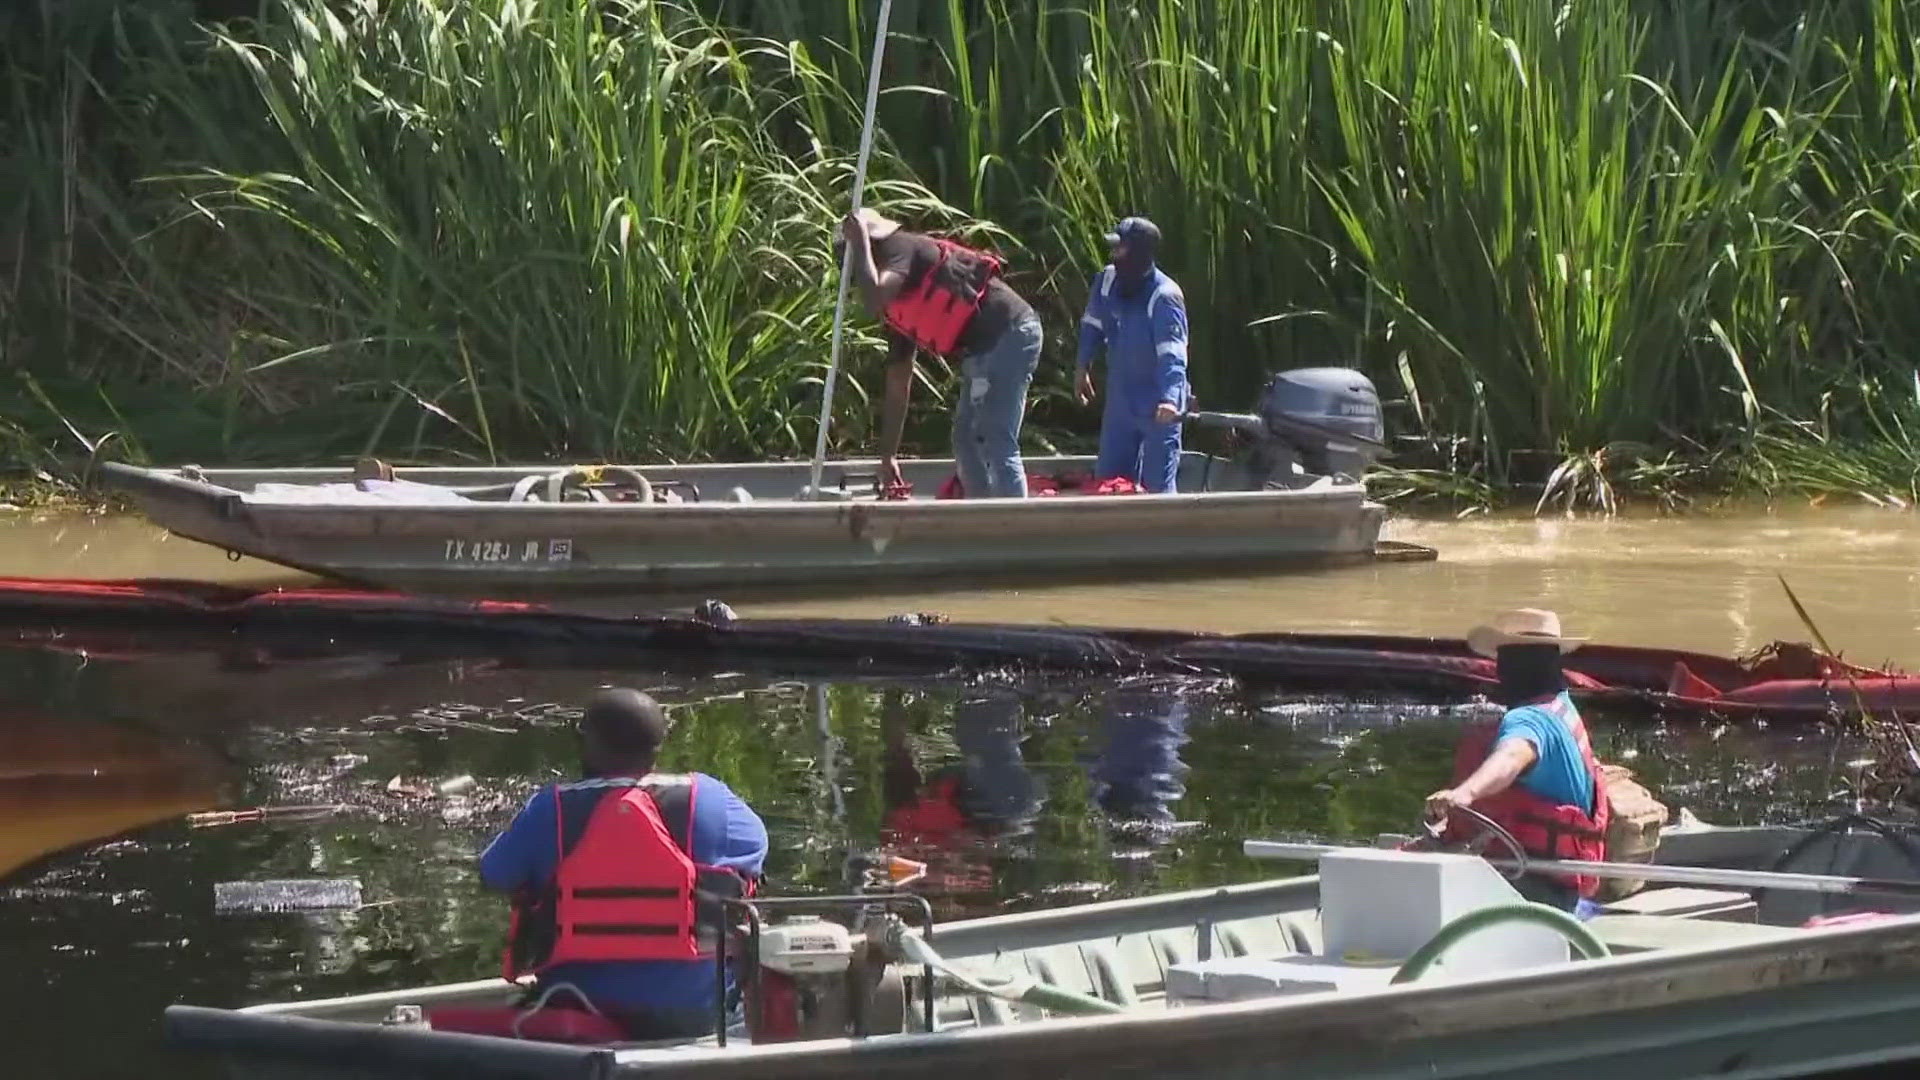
[7,0,1919,491]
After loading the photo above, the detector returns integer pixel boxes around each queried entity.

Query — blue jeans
[953,314,1043,498]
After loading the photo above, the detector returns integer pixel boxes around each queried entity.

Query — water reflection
[1089,680,1193,829]
[0,643,1876,1079]
[0,716,226,880]
[880,688,1047,913]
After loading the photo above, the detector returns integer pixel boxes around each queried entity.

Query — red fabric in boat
[935,473,1134,499]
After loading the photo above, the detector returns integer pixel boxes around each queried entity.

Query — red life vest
[882,775,968,843]
[1443,696,1612,897]
[882,236,1004,356]
[503,775,749,979]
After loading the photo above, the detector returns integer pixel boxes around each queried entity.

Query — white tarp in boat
[245,479,470,506]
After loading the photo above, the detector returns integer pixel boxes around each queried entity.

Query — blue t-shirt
[1495,693,1595,814]
[478,772,768,1014]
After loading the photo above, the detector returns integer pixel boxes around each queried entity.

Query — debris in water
[884,611,951,626]
[385,775,433,798]
[693,599,737,625]
[385,774,478,799]
[187,804,346,829]
[213,879,363,913]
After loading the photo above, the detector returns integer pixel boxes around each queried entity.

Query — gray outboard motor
[1188,367,1387,487]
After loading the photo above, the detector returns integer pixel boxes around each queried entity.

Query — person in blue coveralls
[480,688,769,1039]
[1075,217,1191,493]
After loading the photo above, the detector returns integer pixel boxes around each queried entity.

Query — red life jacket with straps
[503,775,751,979]
[882,236,1005,357]
[1443,695,1611,897]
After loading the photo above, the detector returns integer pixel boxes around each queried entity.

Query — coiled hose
[1390,903,1611,985]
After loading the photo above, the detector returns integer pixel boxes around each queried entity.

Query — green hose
[1020,982,1127,1016]
[888,926,1125,1017]
[1390,903,1610,985]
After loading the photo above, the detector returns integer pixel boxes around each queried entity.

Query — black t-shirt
[873,230,1033,358]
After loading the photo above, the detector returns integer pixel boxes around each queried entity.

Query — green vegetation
[4,0,1919,507]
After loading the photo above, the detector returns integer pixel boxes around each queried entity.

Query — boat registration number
[443,539,573,563]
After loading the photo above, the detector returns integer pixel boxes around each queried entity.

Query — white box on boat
[1319,849,1570,978]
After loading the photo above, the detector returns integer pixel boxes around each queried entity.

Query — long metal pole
[807,0,896,500]
[1242,839,1920,899]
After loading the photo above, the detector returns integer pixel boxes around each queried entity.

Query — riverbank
[7,1,1916,496]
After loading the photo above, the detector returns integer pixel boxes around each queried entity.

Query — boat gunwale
[99,462,1375,518]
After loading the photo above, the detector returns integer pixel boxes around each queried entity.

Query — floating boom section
[0,577,1906,722]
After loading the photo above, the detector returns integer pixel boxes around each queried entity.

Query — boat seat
[1586,913,1807,954]
[1149,929,1194,971]
[1216,916,1298,960]
[971,994,1017,1027]
[1108,933,1171,1000]
[1600,886,1757,922]
[1081,942,1139,1005]
[1280,914,1323,954]
[1024,945,1100,1004]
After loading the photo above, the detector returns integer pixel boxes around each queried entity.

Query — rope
[511,982,602,1039]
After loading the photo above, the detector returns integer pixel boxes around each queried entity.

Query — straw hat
[853,207,900,240]
[1466,607,1584,657]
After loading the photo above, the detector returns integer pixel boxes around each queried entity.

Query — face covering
[1113,240,1156,298]
[1494,644,1566,707]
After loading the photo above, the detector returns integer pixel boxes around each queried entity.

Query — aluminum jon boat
[96,369,1429,594]
[165,815,1920,1080]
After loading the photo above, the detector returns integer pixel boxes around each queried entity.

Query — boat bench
[933,887,1789,1030]
[935,912,1323,1029]
[1586,913,1806,954]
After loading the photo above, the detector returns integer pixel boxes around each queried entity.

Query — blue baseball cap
[1104,217,1162,249]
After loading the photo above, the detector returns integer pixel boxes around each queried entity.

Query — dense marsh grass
[5,0,1920,502]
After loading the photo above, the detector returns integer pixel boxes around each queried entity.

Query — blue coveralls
[1076,265,1190,493]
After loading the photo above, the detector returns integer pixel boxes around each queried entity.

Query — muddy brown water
[6,504,1920,662]
[1,505,1918,1078]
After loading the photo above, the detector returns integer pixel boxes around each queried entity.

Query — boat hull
[98,457,1392,592]
[166,922,1920,1080]
[162,825,1920,1080]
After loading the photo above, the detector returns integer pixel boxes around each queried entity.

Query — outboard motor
[1188,366,1387,488]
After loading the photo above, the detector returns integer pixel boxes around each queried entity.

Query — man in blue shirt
[480,688,768,1038]
[1076,217,1192,493]
[1426,608,1609,912]
[1479,694,1594,812]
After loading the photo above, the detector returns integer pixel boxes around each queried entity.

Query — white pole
[1241,839,1920,898]
[807,0,896,500]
